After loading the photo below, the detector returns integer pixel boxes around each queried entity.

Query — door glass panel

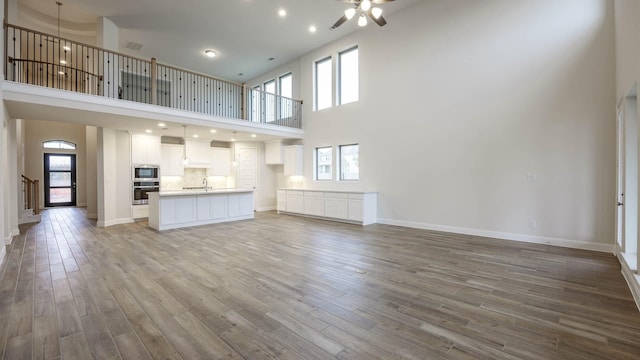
[50,172,71,187]
[49,188,71,203]
[49,155,71,171]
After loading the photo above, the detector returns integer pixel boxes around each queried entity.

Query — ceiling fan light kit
[331,0,393,29]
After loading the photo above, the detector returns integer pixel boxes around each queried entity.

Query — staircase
[19,175,41,224]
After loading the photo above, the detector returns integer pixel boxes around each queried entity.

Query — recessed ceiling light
[309,25,317,33]
[145,129,152,133]
[157,123,166,127]
[193,134,199,138]
[251,134,256,138]
[204,49,218,58]
[210,129,217,133]
[278,9,286,17]
[59,59,67,64]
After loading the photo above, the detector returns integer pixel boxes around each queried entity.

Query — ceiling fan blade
[372,0,395,3]
[331,15,349,29]
[369,12,387,26]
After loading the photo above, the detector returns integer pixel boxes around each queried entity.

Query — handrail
[4,22,303,129]
[9,57,101,79]
[21,174,40,215]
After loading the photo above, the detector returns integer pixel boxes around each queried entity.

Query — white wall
[264,0,616,250]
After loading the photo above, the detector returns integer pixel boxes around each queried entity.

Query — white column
[86,126,98,219]
[7,118,19,237]
[97,127,117,227]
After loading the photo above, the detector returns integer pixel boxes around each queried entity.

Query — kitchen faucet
[203,177,208,191]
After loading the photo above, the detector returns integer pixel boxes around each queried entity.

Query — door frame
[43,153,77,207]
[616,103,626,249]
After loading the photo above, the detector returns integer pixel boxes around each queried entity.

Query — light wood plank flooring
[0,207,639,359]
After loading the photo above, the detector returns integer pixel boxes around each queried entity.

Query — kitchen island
[148,189,254,231]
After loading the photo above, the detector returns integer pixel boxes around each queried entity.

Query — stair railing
[21,175,40,215]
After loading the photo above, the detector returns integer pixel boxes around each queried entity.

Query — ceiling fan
[331,0,395,29]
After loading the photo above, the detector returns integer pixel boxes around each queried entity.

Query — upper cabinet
[265,140,284,165]
[283,145,303,176]
[210,148,231,176]
[161,144,184,176]
[185,140,212,168]
[131,134,161,165]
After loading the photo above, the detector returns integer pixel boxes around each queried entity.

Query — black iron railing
[4,23,303,129]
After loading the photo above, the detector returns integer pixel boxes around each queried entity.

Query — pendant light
[182,125,190,166]
[231,132,237,167]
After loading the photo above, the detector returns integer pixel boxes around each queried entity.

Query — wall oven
[132,165,160,205]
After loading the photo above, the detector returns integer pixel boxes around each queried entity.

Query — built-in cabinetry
[210,148,231,176]
[283,145,303,176]
[277,189,377,225]
[265,140,285,165]
[185,140,212,167]
[148,189,254,231]
[161,144,185,176]
[131,134,161,165]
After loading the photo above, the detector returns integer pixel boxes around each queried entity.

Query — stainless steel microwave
[133,165,159,180]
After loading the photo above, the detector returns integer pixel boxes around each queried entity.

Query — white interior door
[237,147,257,210]
[616,105,626,249]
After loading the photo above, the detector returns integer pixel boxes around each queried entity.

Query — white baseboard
[77,203,87,207]
[616,247,640,312]
[377,218,615,253]
[86,213,98,220]
[97,218,134,227]
[256,206,276,212]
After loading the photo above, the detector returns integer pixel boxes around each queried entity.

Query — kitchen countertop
[152,188,254,197]
[277,188,377,194]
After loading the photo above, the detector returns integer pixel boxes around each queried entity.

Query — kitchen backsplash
[161,168,233,190]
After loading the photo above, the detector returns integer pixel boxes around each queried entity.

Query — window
[279,73,293,119]
[315,147,333,180]
[264,79,276,122]
[339,144,359,181]
[338,46,358,105]
[315,57,332,111]
[250,85,261,122]
[43,140,76,150]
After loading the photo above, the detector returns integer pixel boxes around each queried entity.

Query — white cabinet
[277,189,377,225]
[348,193,364,221]
[325,192,348,219]
[228,192,254,218]
[304,191,325,216]
[277,190,287,211]
[132,134,161,165]
[210,148,231,176]
[283,145,303,176]
[197,194,227,220]
[159,197,196,225]
[161,144,184,176]
[132,205,149,219]
[285,190,304,213]
[185,140,212,167]
[148,190,254,231]
[265,140,284,165]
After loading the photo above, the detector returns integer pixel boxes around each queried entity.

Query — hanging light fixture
[231,132,237,167]
[182,125,190,166]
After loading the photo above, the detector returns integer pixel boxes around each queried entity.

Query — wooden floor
[0,208,639,360]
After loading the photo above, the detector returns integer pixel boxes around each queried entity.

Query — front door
[44,153,77,207]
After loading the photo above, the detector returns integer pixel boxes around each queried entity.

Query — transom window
[338,46,359,105]
[43,140,76,150]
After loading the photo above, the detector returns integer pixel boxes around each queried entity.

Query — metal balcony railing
[3,23,303,129]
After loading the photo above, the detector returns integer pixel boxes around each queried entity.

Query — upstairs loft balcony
[3,24,303,130]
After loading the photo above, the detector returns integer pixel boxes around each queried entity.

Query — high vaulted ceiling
[16,0,422,83]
